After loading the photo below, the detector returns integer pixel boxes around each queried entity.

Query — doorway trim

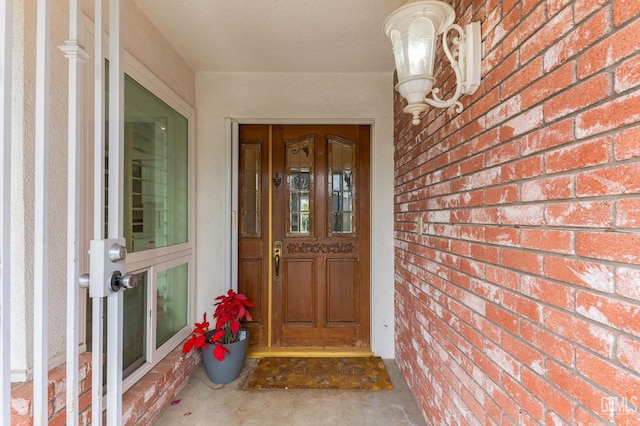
[226,117,378,355]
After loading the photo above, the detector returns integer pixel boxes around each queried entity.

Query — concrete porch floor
[154,358,427,425]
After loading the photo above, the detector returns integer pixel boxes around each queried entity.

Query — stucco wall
[10,0,31,379]
[9,0,71,379]
[80,0,196,106]
[394,0,640,424]
[10,0,195,379]
[195,71,397,357]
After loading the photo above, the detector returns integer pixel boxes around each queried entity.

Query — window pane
[240,144,261,237]
[286,138,314,235]
[329,138,355,234]
[156,263,189,348]
[86,272,148,380]
[123,273,147,376]
[123,76,189,253]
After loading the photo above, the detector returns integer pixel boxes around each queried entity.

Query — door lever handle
[273,241,282,281]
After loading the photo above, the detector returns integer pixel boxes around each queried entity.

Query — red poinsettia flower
[213,342,230,361]
[182,313,210,352]
[182,290,253,361]
[212,289,254,345]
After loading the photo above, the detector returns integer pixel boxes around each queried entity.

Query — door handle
[110,271,138,292]
[273,241,282,281]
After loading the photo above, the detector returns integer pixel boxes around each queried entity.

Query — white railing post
[34,0,51,424]
[59,0,89,423]
[0,0,13,424]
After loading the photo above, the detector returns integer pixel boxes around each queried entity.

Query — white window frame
[80,16,196,393]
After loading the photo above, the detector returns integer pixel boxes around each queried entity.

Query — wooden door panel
[283,259,316,324]
[237,125,270,347]
[278,327,359,347]
[238,258,263,327]
[326,259,357,323]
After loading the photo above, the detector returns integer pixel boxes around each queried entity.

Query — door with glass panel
[238,125,370,348]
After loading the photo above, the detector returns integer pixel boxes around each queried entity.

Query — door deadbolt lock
[79,273,90,289]
[89,238,127,298]
[108,244,127,262]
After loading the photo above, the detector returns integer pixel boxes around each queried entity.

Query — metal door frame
[68,0,130,424]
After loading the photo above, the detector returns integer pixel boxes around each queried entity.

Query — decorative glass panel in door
[286,138,314,235]
[240,144,261,237]
[329,137,355,234]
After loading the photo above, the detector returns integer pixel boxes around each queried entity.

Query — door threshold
[247,346,374,358]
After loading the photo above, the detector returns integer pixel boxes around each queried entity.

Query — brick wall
[393,0,640,424]
[10,346,199,425]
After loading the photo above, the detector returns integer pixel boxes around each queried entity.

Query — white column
[59,0,89,423]
[0,0,13,424]
[107,0,125,424]
[33,0,51,424]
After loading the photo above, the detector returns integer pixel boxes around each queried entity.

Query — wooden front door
[238,124,370,348]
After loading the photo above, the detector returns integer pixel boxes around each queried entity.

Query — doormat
[245,357,393,390]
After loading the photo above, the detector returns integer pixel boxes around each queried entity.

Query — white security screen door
[5,2,192,423]
[82,4,194,423]
[85,1,134,424]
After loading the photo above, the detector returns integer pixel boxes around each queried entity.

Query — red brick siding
[393,0,640,424]
[10,345,199,425]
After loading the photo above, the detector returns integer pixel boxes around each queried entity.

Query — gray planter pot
[201,329,249,384]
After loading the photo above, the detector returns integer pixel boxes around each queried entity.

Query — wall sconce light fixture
[384,0,482,125]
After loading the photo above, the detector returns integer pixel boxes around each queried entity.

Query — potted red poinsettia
[183,289,254,384]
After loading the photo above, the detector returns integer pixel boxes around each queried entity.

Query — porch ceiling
[132,0,398,73]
